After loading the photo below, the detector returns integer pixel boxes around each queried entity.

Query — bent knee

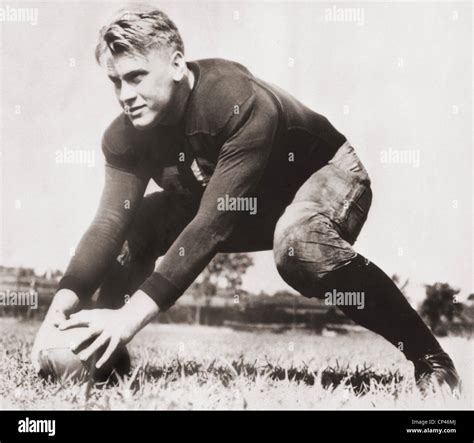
[273,208,356,298]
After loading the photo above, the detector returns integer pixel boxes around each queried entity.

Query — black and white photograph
[0,0,472,436]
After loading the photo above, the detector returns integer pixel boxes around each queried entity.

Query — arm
[58,91,280,368]
[137,90,280,311]
[33,163,147,369]
[57,164,148,300]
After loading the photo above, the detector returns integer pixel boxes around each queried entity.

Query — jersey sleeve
[139,89,280,311]
[57,118,149,299]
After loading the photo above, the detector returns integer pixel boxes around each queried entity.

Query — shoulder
[102,113,143,156]
[101,113,155,174]
[186,58,259,135]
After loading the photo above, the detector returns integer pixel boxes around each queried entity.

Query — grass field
[0,317,472,410]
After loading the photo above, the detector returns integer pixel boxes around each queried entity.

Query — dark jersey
[58,58,346,311]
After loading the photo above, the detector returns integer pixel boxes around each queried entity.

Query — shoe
[414,351,461,394]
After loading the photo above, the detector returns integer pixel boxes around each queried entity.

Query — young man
[32,6,459,392]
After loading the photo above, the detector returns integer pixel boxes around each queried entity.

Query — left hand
[58,309,136,369]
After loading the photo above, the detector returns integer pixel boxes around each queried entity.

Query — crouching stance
[33,6,459,392]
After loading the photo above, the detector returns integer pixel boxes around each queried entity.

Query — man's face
[105,48,179,130]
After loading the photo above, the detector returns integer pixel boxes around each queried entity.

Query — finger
[70,327,101,353]
[68,311,89,321]
[96,337,120,369]
[58,317,90,331]
[51,312,67,327]
[58,310,91,330]
[78,332,109,362]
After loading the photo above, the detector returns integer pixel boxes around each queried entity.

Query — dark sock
[320,254,443,361]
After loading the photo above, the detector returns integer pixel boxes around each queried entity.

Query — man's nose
[119,82,137,104]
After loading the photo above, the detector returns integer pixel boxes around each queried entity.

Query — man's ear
[170,51,186,82]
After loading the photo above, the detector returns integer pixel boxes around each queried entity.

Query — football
[36,326,131,382]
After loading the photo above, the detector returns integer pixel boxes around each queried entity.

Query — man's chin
[128,115,160,131]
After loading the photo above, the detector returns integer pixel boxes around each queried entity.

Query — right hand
[46,288,81,326]
[31,289,81,372]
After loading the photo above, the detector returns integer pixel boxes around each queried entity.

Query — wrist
[50,289,80,314]
[120,289,160,336]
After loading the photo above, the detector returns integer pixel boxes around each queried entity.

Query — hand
[48,288,81,325]
[58,308,136,368]
[31,289,81,371]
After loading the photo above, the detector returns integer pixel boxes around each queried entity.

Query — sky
[0,1,472,305]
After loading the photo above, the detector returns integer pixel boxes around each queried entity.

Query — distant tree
[17,267,35,278]
[420,282,463,336]
[52,269,64,280]
[392,274,409,299]
[191,253,254,324]
[199,253,253,296]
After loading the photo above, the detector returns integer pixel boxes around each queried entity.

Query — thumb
[51,310,68,327]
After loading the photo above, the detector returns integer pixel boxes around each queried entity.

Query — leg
[273,143,459,391]
[96,191,199,309]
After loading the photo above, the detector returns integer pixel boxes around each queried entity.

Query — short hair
[95,5,184,64]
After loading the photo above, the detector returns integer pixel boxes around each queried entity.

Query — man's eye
[131,75,144,85]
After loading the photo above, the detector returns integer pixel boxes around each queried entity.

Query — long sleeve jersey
[58,58,347,311]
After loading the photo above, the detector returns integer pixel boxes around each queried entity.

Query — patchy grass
[0,318,471,410]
